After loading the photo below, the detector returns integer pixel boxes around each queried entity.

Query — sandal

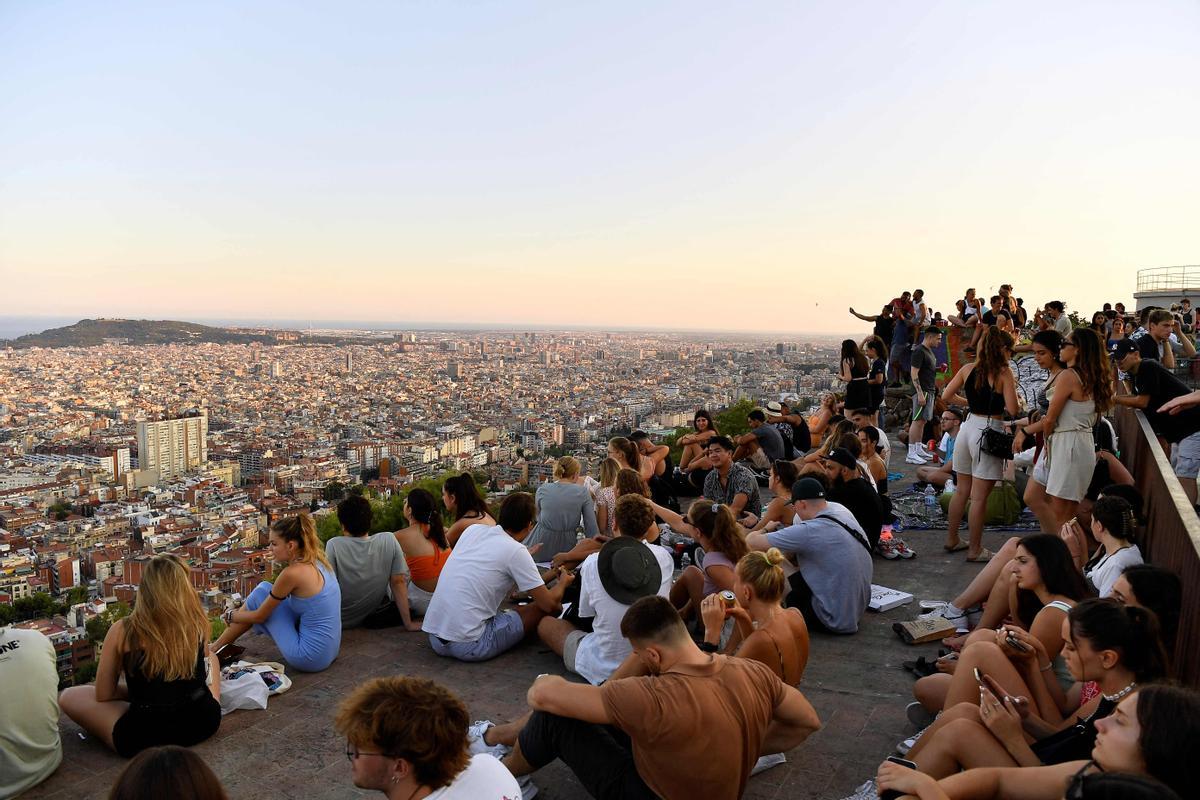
[943,541,969,553]
[965,548,994,563]
[902,656,939,678]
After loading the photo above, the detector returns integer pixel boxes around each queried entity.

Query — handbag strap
[815,513,873,553]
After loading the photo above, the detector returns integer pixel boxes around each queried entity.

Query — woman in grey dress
[525,456,599,560]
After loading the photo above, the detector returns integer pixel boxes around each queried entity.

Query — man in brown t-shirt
[501,596,821,799]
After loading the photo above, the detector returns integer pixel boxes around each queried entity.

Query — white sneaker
[905,448,931,464]
[919,599,949,612]
[751,752,787,775]
[467,720,510,759]
[518,775,539,800]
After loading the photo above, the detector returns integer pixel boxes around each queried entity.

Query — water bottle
[923,484,937,508]
[944,477,956,495]
[680,552,692,570]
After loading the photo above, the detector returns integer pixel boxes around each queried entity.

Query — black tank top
[966,369,1007,415]
[123,640,209,712]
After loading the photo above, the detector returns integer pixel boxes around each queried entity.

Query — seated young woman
[393,488,450,615]
[856,426,889,493]
[696,548,809,685]
[932,485,1141,650]
[677,410,720,474]
[210,514,341,673]
[904,598,1168,779]
[59,555,221,757]
[655,500,749,621]
[591,457,621,536]
[748,460,800,532]
[913,534,1090,721]
[798,418,855,467]
[443,474,495,547]
[549,468,654,571]
[877,683,1197,800]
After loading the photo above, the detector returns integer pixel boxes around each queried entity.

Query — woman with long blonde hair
[59,555,221,757]
[593,457,622,535]
[210,513,342,672]
[524,455,599,561]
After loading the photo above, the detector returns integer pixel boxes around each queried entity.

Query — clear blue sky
[2,1,1198,332]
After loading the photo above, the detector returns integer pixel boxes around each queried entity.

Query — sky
[2,1,1198,334]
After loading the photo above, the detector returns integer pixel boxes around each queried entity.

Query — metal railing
[1113,407,1200,687]
[1136,265,1200,292]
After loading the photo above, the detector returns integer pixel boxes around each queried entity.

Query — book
[869,584,914,612]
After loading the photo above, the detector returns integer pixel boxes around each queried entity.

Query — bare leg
[680,443,700,471]
[515,603,551,637]
[1023,479,1057,534]
[913,717,1018,778]
[966,477,997,558]
[913,673,952,713]
[502,740,537,777]
[1049,496,1080,532]
[211,620,252,653]
[536,617,577,657]
[58,685,127,752]
[487,711,534,747]
[973,569,1016,632]
[943,641,1036,712]
[905,701,979,759]
[917,463,951,487]
[945,473,972,550]
[953,537,1019,610]
[669,566,705,620]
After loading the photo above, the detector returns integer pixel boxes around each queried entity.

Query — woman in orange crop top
[393,489,450,613]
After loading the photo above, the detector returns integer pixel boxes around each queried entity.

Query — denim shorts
[428,610,525,662]
[1174,431,1200,480]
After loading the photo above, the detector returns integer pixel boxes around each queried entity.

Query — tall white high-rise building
[137,410,208,480]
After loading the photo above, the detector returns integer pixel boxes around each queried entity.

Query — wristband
[1039,662,1053,672]
[699,642,719,654]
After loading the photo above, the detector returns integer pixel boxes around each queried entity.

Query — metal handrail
[1137,265,1200,292]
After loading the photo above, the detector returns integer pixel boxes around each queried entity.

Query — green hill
[1,318,294,348]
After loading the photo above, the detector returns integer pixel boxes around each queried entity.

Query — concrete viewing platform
[24,464,1017,800]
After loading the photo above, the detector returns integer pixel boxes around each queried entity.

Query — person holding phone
[901,599,1168,779]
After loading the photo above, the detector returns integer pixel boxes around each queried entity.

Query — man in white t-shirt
[536,494,673,685]
[423,492,574,662]
[0,625,62,798]
[335,675,521,799]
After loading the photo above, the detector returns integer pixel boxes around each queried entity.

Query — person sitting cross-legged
[702,435,762,524]
[422,492,574,662]
[747,477,873,634]
[476,596,821,800]
[536,494,673,685]
[325,494,421,631]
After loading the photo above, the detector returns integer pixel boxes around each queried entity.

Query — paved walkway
[26,463,1021,800]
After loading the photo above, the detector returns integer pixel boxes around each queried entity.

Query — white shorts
[953,414,1006,481]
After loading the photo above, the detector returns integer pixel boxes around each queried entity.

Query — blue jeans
[427,610,525,662]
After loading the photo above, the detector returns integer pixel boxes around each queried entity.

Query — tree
[209,616,226,642]
[48,499,73,521]
[73,661,98,685]
[714,398,757,440]
[85,601,131,644]
[64,586,90,606]
[14,592,64,621]
[323,481,346,502]
[316,512,343,545]
[0,603,14,626]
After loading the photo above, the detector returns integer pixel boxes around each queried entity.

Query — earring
[391,776,398,784]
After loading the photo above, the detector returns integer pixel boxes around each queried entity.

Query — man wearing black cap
[535,494,673,686]
[821,448,884,549]
[746,478,873,634]
[1112,338,1200,503]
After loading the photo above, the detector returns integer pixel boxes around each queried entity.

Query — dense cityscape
[0,325,844,686]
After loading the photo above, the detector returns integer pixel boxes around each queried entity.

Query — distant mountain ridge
[0,318,302,348]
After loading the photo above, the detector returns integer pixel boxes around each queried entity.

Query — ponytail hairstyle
[771,459,799,491]
[1134,684,1200,798]
[598,457,621,489]
[608,437,642,471]
[687,502,749,563]
[864,335,889,362]
[1120,565,1182,658]
[1098,484,1145,524]
[271,513,331,570]
[736,549,788,603]
[614,467,650,499]
[1068,327,1114,413]
[552,456,581,481]
[442,474,490,522]
[1090,495,1137,545]
[405,488,447,550]
[1031,329,1065,366]
[1014,533,1090,628]
[1067,598,1169,684]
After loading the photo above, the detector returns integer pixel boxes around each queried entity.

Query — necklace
[1103,681,1136,703]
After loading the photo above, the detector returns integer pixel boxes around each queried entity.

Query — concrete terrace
[24,462,1016,800]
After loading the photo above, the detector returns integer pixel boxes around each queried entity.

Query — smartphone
[880,757,918,800]
[973,667,984,685]
[1005,634,1032,653]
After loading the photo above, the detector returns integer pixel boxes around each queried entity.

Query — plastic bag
[219,669,268,715]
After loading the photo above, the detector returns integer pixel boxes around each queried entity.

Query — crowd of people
[3,287,1200,800]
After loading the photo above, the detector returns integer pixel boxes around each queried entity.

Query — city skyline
[3,2,1198,331]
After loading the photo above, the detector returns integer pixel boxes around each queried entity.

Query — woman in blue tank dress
[59,554,222,757]
[212,513,341,672]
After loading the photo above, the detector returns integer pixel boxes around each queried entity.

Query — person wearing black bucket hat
[535,494,673,686]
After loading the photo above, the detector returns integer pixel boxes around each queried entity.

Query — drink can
[719,590,737,607]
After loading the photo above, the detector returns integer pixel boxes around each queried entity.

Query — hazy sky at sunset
[2,2,1197,333]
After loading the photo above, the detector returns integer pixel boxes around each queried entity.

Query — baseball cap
[1109,339,1139,358]
[820,447,857,471]
[790,477,826,502]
